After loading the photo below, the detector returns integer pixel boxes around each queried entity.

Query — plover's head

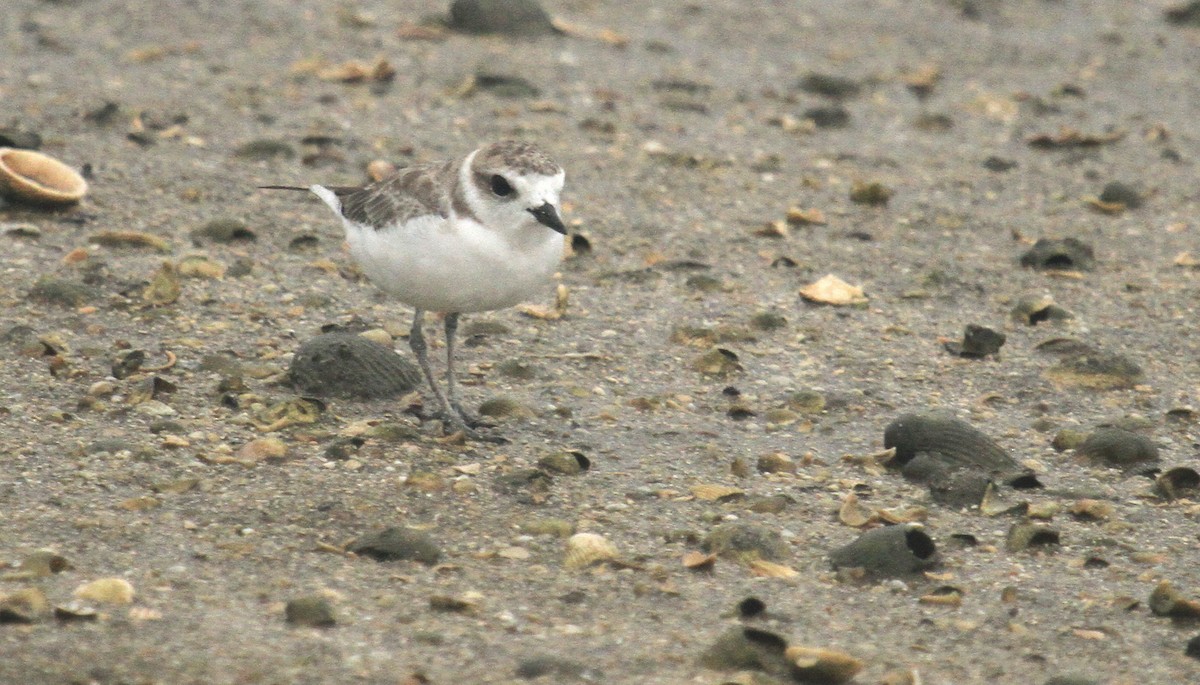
[460,141,566,236]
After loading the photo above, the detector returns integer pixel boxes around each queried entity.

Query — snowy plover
[263,140,567,439]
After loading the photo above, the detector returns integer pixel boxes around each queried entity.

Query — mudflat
[2,1,1199,683]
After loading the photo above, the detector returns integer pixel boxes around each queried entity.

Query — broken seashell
[563,532,619,570]
[785,646,864,683]
[0,147,88,206]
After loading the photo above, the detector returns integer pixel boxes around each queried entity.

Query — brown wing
[336,160,456,230]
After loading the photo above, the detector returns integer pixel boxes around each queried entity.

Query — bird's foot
[431,411,507,444]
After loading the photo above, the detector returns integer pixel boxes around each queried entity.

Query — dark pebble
[702,522,788,562]
[514,655,598,681]
[190,219,256,244]
[0,128,42,150]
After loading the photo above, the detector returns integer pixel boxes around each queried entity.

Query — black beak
[528,202,567,235]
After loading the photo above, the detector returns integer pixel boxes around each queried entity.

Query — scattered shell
[1020,237,1095,271]
[1155,467,1200,500]
[1077,427,1158,467]
[237,437,287,464]
[1012,295,1073,325]
[143,260,182,305]
[348,527,441,565]
[0,147,88,206]
[682,551,717,571]
[477,396,537,419]
[919,586,964,607]
[692,347,742,376]
[799,274,867,306]
[1006,521,1061,552]
[74,577,135,604]
[1149,580,1200,619]
[285,595,336,627]
[703,523,788,564]
[883,413,1031,486]
[191,218,256,243]
[537,451,590,475]
[698,627,792,676]
[289,332,420,399]
[785,207,826,226]
[756,452,796,474]
[0,587,51,623]
[944,324,1006,358]
[829,524,938,576]
[5,550,72,580]
[28,275,91,308]
[849,181,892,206]
[178,255,226,278]
[1070,499,1114,520]
[838,493,873,527]
[89,230,171,252]
[1044,351,1143,389]
[785,646,864,684]
[747,560,799,578]
[563,532,619,570]
[690,483,745,501]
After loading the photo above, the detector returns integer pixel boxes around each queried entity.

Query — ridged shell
[289,332,420,399]
[563,532,618,570]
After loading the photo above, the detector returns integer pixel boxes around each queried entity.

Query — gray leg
[409,308,466,434]
[443,313,469,421]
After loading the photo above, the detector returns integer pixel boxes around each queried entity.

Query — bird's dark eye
[490,174,513,197]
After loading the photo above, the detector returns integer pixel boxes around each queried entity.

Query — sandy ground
[2,0,1200,683]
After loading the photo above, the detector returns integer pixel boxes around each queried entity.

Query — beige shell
[563,532,618,570]
[0,147,88,206]
[785,646,864,684]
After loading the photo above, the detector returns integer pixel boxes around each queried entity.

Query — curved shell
[563,532,618,570]
[0,147,88,206]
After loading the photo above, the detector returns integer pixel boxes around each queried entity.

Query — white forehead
[512,169,565,202]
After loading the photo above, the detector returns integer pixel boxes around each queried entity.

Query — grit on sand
[2,1,1199,683]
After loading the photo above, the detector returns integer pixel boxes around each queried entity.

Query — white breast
[342,214,563,313]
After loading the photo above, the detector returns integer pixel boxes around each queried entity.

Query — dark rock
[798,73,862,99]
[702,522,788,562]
[285,595,336,627]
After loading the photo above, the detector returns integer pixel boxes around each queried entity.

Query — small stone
[190,219,256,244]
[849,181,892,206]
[285,595,336,627]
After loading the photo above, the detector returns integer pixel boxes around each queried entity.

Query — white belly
[343,215,563,313]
